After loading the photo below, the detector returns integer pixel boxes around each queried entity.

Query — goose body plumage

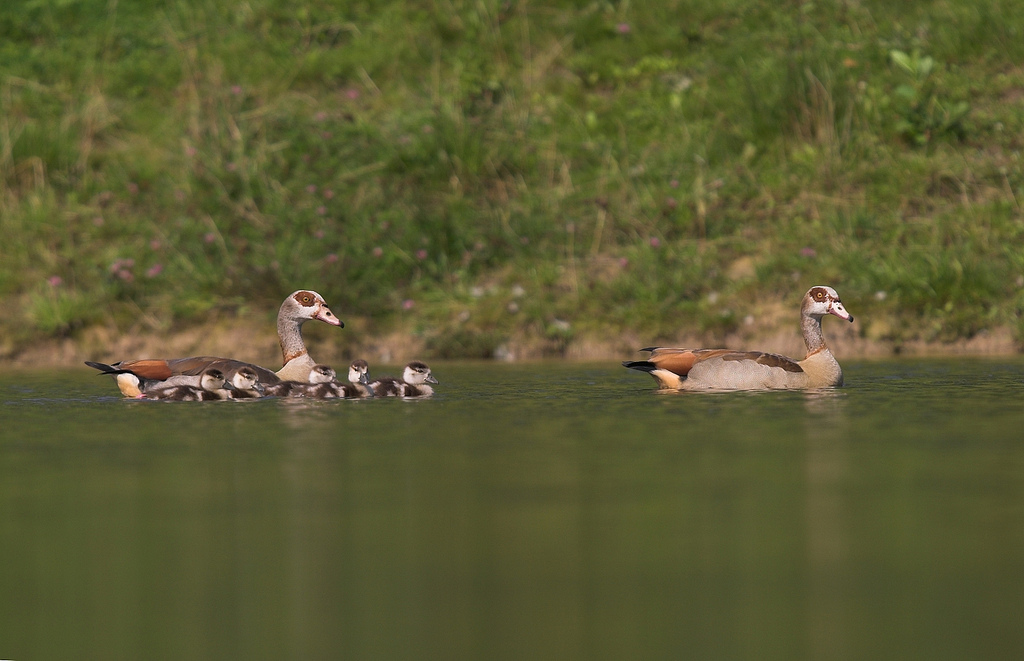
[623,286,854,391]
[85,360,163,398]
[264,361,374,399]
[347,360,373,397]
[369,361,438,398]
[334,360,375,398]
[228,366,265,399]
[293,365,349,399]
[294,366,352,399]
[144,368,235,401]
[263,380,301,397]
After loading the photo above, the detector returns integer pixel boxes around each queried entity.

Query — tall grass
[1,0,1022,355]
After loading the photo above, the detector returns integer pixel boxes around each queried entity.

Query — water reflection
[1,360,1024,659]
[803,392,852,660]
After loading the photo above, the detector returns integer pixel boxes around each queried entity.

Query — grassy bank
[2,0,1023,362]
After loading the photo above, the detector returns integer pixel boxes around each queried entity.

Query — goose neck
[802,313,827,356]
[278,314,308,364]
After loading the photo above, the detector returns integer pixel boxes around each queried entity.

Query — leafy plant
[889,49,970,147]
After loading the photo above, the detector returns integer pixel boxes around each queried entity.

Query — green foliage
[1,0,1023,354]
[889,49,970,147]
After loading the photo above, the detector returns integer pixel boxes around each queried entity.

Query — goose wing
[113,356,281,385]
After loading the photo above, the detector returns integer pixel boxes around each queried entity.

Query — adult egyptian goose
[623,286,854,391]
[86,290,343,396]
[144,368,236,401]
[273,291,344,381]
[86,360,259,399]
[369,361,438,398]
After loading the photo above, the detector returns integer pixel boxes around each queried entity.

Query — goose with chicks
[85,290,342,397]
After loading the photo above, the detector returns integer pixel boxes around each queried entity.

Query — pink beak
[829,301,854,323]
[315,304,344,328]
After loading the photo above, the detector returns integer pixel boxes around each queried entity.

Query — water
[1,360,1023,660]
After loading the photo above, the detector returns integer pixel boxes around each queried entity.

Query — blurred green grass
[2,0,1023,355]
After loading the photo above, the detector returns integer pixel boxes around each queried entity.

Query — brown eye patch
[294,291,316,307]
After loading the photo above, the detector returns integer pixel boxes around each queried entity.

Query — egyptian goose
[369,361,438,398]
[261,365,319,397]
[144,368,236,401]
[262,363,329,397]
[288,364,363,399]
[86,290,343,396]
[623,286,854,390]
[263,360,372,398]
[262,379,301,397]
[348,359,371,389]
[338,360,374,398]
[86,360,261,399]
[276,362,376,399]
[228,366,265,399]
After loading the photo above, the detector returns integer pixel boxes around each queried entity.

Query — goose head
[348,359,370,385]
[403,361,438,385]
[232,366,265,396]
[277,291,344,378]
[281,290,343,328]
[802,286,854,323]
[200,368,233,393]
[308,364,338,384]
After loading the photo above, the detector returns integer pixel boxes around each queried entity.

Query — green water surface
[1,360,1022,660]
